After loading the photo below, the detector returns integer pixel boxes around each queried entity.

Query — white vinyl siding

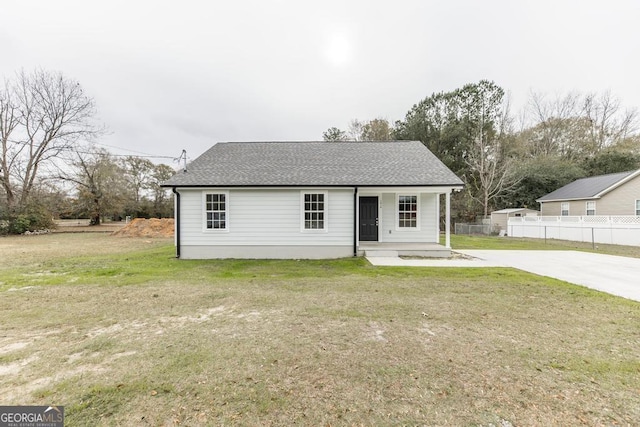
[586,201,596,216]
[561,202,570,216]
[181,188,352,246]
[378,192,438,243]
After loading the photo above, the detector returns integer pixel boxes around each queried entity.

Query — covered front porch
[354,186,456,257]
[357,242,451,258]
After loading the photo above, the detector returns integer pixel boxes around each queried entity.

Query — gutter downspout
[353,186,358,256]
[172,187,181,258]
[445,189,451,249]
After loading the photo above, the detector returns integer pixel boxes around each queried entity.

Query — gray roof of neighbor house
[537,169,640,202]
[162,141,464,187]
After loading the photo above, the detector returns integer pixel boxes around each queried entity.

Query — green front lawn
[447,233,640,257]
[0,234,638,426]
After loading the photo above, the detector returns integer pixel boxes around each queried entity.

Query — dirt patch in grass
[112,218,174,238]
[401,252,476,261]
[2,278,639,425]
[0,235,639,426]
[53,219,125,234]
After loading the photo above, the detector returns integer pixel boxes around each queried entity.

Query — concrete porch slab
[359,242,450,258]
[366,253,503,267]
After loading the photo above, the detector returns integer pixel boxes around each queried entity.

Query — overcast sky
[2,1,638,165]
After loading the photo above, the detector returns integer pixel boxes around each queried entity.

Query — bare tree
[346,118,392,141]
[347,119,365,141]
[361,118,392,141]
[525,92,584,158]
[523,90,638,159]
[583,91,638,151]
[121,156,154,204]
[150,163,175,217]
[0,69,100,212]
[59,149,126,225]
[0,79,20,209]
[467,138,521,217]
[465,90,521,216]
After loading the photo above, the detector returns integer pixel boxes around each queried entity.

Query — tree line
[324,80,640,221]
[3,70,638,234]
[0,69,174,234]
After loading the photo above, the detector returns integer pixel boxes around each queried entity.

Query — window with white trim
[560,202,569,216]
[398,195,418,228]
[586,201,596,216]
[302,192,326,230]
[204,193,227,230]
[636,200,640,216]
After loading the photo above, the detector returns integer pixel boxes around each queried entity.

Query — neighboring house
[490,208,539,235]
[162,141,464,259]
[537,169,640,216]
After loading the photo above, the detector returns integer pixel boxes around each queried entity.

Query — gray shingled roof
[537,170,640,202]
[162,141,464,187]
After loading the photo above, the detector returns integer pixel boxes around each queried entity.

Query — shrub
[8,215,32,234]
[1,204,56,235]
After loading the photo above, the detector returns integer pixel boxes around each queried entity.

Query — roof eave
[162,183,465,189]
[537,196,600,203]
[592,169,640,198]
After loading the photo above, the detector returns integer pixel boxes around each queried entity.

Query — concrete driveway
[367,250,640,303]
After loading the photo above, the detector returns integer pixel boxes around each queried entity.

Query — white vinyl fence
[508,216,640,246]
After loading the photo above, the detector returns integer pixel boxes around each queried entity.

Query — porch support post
[353,186,358,257]
[172,187,181,258]
[445,190,451,249]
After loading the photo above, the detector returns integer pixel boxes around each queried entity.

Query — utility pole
[175,150,188,172]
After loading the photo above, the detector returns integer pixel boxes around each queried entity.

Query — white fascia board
[537,196,601,203]
[357,186,461,194]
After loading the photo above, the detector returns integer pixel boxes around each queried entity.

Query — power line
[4,139,176,160]
[64,148,188,167]
[73,150,174,160]
[92,142,175,159]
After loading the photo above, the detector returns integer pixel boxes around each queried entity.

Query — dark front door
[359,196,378,241]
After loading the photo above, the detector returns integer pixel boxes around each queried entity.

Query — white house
[162,141,464,259]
